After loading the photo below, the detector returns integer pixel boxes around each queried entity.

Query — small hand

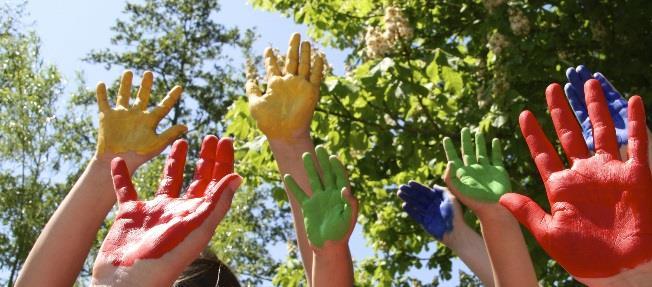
[96,70,187,167]
[500,81,652,279]
[564,65,628,149]
[284,146,358,248]
[92,136,242,286]
[397,181,454,240]
[442,128,511,205]
[246,33,324,141]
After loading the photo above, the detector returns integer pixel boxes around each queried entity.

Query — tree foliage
[0,3,93,285]
[221,0,652,285]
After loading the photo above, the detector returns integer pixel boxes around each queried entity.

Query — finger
[564,83,590,126]
[407,181,433,197]
[310,53,324,86]
[111,157,138,203]
[402,202,424,222]
[245,78,262,99]
[491,138,504,167]
[594,72,623,101]
[117,70,133,108]
[213,137,235,180]
[157,139,188,198]
[442,137,463,166]
[302,152,323,193]
[204,173,243,204]
[298,41,311,79]
[133,71,153,110]
[153,124,188,152]
[151,85,183,121]
[284,174,309,205]
[566,67,585,103]
[184,135,218,199]
[519,111,564,182]
[443,161,465,197]
[264,47,282,78]
[499,193,550,240]
[315,145,335,190]
[576,65,593,82]
[284,32,300,75]
[585,79,619,158]
[329,155,348,189]
[96,82,110,112]
[475,131,489,165]
[627,96,648,164]
[342,187,358,232]
[461,128,476,165]
[547,83,590,162]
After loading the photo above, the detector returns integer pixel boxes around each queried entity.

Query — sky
[20,0,469,285]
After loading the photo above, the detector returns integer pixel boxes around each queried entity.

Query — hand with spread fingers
[92,136,242,287]
[96,70,187,167]
[500,81,652,284]
[564,65,629,150]
[246,32,324,141]
[442,128,538,286]
[284,146,358,248]
[443,128,511,205]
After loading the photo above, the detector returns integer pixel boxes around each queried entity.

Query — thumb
[499,193,550,240]
[154,124,188,152]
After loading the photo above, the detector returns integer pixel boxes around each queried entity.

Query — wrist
[575,259,652,287]
[268,131,312,150]
[442,223,475,251]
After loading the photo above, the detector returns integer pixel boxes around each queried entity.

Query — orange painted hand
[95,70,187,164]
[246,33,324,141]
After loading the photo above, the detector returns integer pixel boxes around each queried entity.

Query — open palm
[443,128,511,202]
[246,33,324,140]
[500,82,652,279]
[284,146,358,248]
[96,70,187,159]
[93,136,241,285]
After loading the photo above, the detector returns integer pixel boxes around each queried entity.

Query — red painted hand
[500,80,652,279]
[92,136,242,286]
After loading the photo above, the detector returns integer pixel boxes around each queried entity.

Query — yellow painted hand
[96,70,187,159]
[246,33,324,141]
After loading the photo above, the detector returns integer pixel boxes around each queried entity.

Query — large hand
[284,146,358,248]
[246,33,324,141]
[442,128,511,204]
[500,81,652,280]
[96,70,187,167]
[92,136,242,286]
[397,181,454,240]
[564,65,628,149]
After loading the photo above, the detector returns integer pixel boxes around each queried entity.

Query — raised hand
[564,65,628,150]
[96,70,187,166]
[397,181,454,240]
[500,80,652,280]
[92,136,242,286]
[246,33,324,141]
[443,128,511,203]
[284,146,358,248]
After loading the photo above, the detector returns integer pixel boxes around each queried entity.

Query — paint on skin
[500,81,652,278]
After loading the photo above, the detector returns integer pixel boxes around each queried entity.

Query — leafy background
[1,0,651,286]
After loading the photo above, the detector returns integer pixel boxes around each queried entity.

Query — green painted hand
[284,146,358,248]
[443,128,511,202]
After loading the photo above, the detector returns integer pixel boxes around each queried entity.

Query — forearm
[478,207,538,287]
[443,225,495,286]
[17,158,119,286]
[312,244,354,287]
[269,135,317,282]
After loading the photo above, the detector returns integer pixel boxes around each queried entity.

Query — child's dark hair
[173,248,241,287]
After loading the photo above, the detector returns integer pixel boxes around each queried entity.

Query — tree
[82,0,292,284]
[222,0,652,285]
[0,3,93,285]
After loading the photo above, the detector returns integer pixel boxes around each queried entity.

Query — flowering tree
[225,0,652,285]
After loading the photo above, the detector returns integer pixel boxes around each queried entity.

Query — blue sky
[21,0,468,285]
